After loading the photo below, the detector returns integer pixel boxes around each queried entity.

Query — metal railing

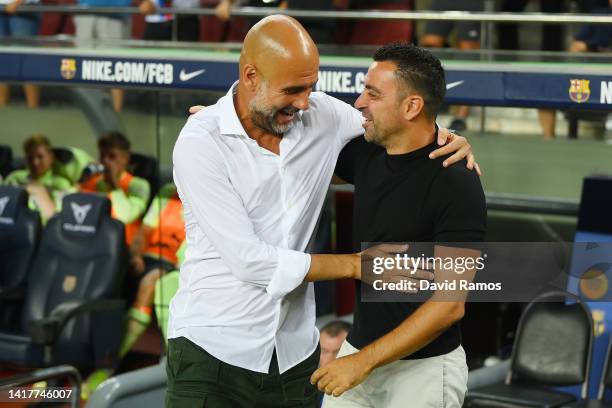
[13,5,612,24]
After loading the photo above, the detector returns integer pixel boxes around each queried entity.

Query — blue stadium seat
[0,193,126,372]
[0,145,13,179]
[0,185,41,331]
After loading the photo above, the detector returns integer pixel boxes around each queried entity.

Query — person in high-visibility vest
[4,134,74,223]
[80,131,150,246]
[83,182,184,399]
[52,146,96,185]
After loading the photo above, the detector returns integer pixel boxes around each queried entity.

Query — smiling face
[248,59,319,135]
[355,60,405,146]
[239,15,320,136]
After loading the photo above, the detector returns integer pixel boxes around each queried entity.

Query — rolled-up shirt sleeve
[173,129,311,299]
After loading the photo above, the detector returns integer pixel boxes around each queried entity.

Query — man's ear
[242,63,259,91]
[400,95,425,121]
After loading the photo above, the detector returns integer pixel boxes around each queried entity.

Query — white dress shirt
[169,83,363,374]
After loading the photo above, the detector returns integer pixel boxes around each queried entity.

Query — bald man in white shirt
[168,14,477,408]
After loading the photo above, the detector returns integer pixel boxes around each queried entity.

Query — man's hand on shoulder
[430,128,481,176]
[189,105,205,115]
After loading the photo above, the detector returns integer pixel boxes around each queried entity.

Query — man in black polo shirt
[311,43,487,407]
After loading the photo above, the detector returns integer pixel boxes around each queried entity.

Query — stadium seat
[465,291,593,408]
[562,337,612,408]
[0,193,126,372]
[0,145,13,179]
[0,186,41,330]
[129,152,159,199]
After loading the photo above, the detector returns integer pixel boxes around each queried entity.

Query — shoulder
[127,174,150,195]
[430,160,485,210]
[181,104,221,140]
[174,106,223,160]
[433,160,483,192]
[4,169,28,185]
[50,174,73,189]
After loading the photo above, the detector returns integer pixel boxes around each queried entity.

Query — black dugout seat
[0,186,41,330]
[0,193,126,371]
[0,145,13,179]
[466,291,593,408]
[129,153,159,200]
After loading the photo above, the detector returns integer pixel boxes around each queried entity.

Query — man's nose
[293,92,310,111]
[354,93,367,110]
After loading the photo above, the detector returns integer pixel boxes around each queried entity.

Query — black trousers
[166,337,320,407]
[498,0,564,51]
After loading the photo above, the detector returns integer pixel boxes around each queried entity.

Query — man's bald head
[237,15,320,136]
[240,15,319,80]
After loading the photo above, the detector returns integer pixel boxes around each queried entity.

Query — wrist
[356,348,378,373]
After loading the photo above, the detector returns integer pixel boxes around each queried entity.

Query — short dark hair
[320,320,352,337]
[98,131,131,152]
[373,42,446,118]
[23,134,52,155]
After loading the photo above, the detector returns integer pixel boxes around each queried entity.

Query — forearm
[359,301,464,371]
[305,253,359,282]
[110,190,147,224]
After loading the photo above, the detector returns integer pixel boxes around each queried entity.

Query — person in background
[538,0,611,139]
[139,0,201,41]
[4,134,73,223]
[320,320,351,368]
[0,0,40,108]
[498,0,565,52]
[80,131,150,246]
[83,182,184,399]
[347,0,413,45]
[317,320,351,407]
[74,0,130,112]
[279,0,338,44]
[421,0,484,132]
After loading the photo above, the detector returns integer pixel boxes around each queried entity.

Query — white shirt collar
[218,81,249,138]
[218,81,304,139]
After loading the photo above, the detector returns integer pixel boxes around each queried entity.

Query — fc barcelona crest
[62,275,77,293]
[60,59,77,80]
[569,79,590,103]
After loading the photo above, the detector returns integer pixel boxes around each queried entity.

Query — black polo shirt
[335,133,487,359]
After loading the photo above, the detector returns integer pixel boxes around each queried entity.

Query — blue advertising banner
[1,47,611,110]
